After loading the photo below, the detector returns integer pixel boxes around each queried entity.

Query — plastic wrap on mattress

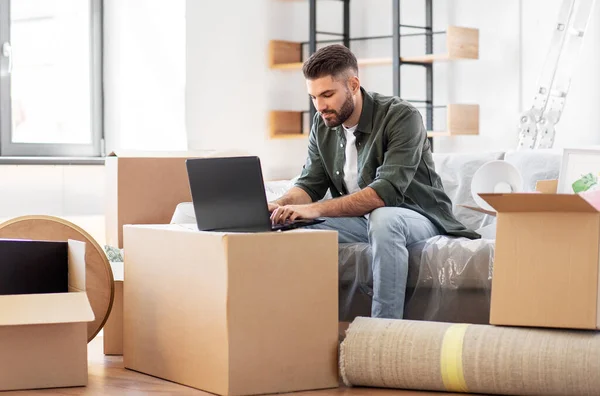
[339,243,373,321]
[338,236,495,324]
[404,235,495,324]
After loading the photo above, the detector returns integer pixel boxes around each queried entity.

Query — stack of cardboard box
[102,151,341,395]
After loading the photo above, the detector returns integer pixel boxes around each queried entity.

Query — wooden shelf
[269,104,479,140]
[269,111,307,139]
[268,26,478,70]
[425,104,480,137]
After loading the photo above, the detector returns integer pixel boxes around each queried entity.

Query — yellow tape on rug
[440,323,470,393]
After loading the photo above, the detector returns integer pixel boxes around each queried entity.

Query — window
[0,0,102,157]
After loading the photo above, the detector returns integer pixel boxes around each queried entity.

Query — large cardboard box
[480,190,600,330]
[105,151,203,249]
[105,150,249,249]
[123,224,339,396]
[0,239,94,391]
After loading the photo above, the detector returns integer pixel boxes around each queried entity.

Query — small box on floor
[123,224,339,396]
[480,188,600,330]
[103,261,124,356]
[0,239,94,391]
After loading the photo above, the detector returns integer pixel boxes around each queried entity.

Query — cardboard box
[123,224,339,396]
[480,189,600,330]
[103,261,123,355]
[0,239,95,391]
[105,150,248,249]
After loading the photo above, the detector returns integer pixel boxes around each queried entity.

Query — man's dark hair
[302,44,358,80]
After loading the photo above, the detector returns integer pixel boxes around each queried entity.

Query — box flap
[106,149,250,158]
[479,192,600,213]
[580,190,600,212]
[106,150,214,158]
[459,204,496,217]
[0,292,95,326]
[68,240,86,292]
[535,179,558,194]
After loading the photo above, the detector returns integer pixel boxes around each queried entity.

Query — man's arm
[313,187,384,217]
[272,186,312,207]
[292,113,330,202]
[271,187,384,224]
[367,108,426,207]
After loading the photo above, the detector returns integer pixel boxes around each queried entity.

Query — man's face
[306,75,355,128]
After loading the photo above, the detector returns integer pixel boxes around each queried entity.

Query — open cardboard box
[0,239,94,391]
[475,179,600,330]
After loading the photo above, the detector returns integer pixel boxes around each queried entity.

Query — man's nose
[315,99,327,113]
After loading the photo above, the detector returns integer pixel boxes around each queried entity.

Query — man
[269,44,479,320]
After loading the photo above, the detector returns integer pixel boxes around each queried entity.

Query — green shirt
[294,87,480,239]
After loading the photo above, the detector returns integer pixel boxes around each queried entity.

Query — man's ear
[348,76,360,95]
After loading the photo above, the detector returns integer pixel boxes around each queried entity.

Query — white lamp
[471,160,524,212]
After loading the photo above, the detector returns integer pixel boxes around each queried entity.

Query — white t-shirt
[342,124,360,195]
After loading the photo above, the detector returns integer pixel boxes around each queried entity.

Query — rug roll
[340,317,600,396]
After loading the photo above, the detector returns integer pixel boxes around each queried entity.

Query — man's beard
[321,90,354,128]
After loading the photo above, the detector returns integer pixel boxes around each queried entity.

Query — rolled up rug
[340,317,600,396]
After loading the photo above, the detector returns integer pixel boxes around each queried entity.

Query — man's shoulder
[366,90,422,130]
[368,90,419,117]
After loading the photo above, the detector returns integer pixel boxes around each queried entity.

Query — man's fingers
[280,208,293,223]
[271,205,307,224]
[272,206,289,224]
[270,207,280,222]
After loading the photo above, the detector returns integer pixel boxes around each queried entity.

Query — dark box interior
[0,239,69,295]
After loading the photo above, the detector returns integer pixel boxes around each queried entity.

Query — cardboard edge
[0,292,95,326]
[597,219,600,330]
[459,204,496,217]
[478,192,600,213]
[68,240,87,292]
[535,179,558,194]
[106,150,219,158]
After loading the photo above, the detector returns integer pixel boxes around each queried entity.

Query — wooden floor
[3,336,485,396]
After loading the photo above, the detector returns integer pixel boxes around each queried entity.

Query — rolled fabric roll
[340,317,600,396]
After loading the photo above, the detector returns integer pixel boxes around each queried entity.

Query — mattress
[338,235,495,323]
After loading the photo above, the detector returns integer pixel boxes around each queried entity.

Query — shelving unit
[269,104,479,139]
[268,26,478,70]
[268,0,480,148]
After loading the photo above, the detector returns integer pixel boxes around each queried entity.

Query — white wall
[185,0,310,180]
[0,164,106,245]
[435,0,523,152]
[103,0,187,153]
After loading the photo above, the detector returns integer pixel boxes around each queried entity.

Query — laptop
[185,156,325,232]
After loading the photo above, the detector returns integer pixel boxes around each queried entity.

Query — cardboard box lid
[0,292,94,326]
[0,239,94,326]
[479,191,600,213]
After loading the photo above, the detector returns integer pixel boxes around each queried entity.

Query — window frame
[0,0,103,158]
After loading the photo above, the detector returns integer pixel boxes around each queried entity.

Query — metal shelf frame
[304,0,436,147]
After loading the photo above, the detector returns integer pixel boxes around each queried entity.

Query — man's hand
[268,202,280,213]
[271,204,321,225]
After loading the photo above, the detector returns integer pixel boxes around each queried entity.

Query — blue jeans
[308,207,440,319]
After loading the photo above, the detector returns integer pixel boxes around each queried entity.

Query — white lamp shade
[471,160,524,212]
